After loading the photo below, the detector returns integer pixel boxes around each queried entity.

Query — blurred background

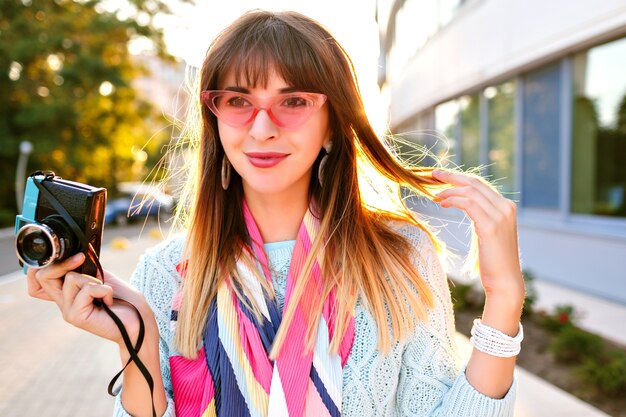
[380,0,626,305]
[1,0,626,416]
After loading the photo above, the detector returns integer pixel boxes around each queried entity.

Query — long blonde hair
[173,10,450,359]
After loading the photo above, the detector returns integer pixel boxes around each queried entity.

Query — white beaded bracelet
[470,318,524,358]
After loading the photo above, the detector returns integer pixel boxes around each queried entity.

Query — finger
[436,195,497,237]
[33,253,86,306]
[25,268,54,301]
[434,186,502,220]
[35,252,85,281]
[62,272,105,312]
[99,271,138,302]
[77,283,114,307]
[436,181,518,231]
[64,283,114,327]
[433,170,505,209]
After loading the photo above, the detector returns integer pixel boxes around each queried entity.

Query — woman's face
[216,69,330,201]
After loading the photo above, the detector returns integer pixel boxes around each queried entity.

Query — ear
[323,141,333,154]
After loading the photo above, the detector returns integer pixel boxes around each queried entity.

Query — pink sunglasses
[201,90,327,128]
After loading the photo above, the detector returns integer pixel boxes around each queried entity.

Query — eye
[281,95,311,108]
[225,94,252,108]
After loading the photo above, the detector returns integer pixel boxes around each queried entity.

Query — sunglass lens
[271,96,315,128]
[214,93,254,127]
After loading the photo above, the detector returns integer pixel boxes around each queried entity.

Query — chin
[243,179,288,194]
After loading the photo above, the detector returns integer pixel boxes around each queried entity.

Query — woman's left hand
[431,169,525,307]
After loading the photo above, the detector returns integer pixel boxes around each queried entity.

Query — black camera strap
[31,172,157,417]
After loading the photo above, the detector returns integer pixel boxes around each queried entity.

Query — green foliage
[0,208,15,227]
[577,349,626,395]
[485,81,516,195]
[549,325,604,364]
[459,94,480,170]
[449,280,473,312]
[0,0,189,227]
[521,269,537,316]
[542,304,579,332]
[538,301,626,395]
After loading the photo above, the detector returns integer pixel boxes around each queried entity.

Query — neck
[243,187,309,243]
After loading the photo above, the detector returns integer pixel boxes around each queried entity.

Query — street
[0,217,618,417]
[0,221,168,417]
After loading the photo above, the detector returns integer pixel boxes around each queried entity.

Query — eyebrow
[222,86,300,94]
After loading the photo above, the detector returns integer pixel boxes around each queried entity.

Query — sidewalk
[509,274,626,417]
[533,279,626,348]
[455,334,613,417]
[450,273,625,417]
[450,275,624,417]
[0,228,621,417]
[0,231,163,417]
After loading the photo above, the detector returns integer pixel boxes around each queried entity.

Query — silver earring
[318,142,332,188]
[221,156,231,190]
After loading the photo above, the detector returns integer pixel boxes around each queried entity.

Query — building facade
[132,53,188,122]
[377,0,626,303]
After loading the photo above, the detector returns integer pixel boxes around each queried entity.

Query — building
[377,0,626,303]
[131,53,191,196]
[132,53,189,122]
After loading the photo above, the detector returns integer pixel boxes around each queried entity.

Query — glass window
[459,94,480,170]
[486,81,516,196]
[571,37,626,218]
[522,63,561,209]
[435,99,458,166]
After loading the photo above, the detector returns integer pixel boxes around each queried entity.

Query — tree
[0,0,188,226]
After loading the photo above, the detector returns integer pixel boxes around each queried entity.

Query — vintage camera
[15,173,106,277]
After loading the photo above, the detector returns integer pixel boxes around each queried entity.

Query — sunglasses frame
[201,90,328,128]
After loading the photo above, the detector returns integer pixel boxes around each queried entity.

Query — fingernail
[74,253,85,261]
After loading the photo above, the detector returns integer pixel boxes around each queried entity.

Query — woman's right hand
[28,253,169,416]
[26,252,153,347]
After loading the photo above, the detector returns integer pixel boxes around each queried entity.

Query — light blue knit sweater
[114,223,516,416]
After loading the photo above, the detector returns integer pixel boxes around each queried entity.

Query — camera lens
[15,215,77,268]
[21,231,52,263]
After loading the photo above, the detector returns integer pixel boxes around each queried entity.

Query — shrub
[577,349,626,395]
[0,208,16,228]
[549,325,604,364]
[521,270,538,316]
[449,280,473,312]
[542,304,579,332]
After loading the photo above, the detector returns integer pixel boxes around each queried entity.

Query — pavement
[0,229,164,417]
[0,226,623,416]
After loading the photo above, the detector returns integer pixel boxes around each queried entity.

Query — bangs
[220,16,326,92]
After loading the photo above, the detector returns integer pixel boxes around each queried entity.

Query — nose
[248,108,278,141]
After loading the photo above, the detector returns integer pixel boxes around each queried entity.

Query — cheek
[317,109,331,143]
[217,124,241,154]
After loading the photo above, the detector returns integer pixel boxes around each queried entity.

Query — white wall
[389,0,626,126]
[518,226,626,304]
[390,0,626,304]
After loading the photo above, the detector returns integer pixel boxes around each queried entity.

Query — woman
[28,10,525,417]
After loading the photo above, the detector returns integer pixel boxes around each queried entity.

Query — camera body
[15,174,106,277]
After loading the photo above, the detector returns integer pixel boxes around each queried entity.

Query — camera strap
[31,172,157,417]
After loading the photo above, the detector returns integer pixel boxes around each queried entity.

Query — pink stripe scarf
[169,200,355,417]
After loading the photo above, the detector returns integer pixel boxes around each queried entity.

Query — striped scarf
[169,200,355,417]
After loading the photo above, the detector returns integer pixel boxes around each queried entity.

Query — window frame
[397,38,626,240]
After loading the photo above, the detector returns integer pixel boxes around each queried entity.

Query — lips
[245,152,289,168]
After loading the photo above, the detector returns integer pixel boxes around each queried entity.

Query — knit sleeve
[394,224,516,417]
[112,235,185,417]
